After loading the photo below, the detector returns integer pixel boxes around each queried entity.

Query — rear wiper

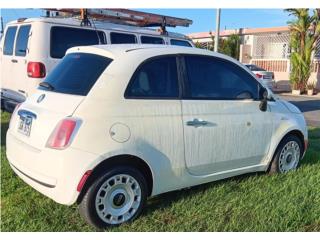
[39,82,54,90]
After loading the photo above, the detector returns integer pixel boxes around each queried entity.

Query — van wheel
[269,135,302,174]
[79,166,148,228]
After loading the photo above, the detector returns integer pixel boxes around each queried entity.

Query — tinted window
[110,32,137,44]
[141,36,164,44]
[38,53,112,96]
[170,39,192,47]
[126,56,179,98]
[185,56,259,100]
[50,26,106,59]
[3,26,17,55]
[15,25,31,57]
[246,65,266,71]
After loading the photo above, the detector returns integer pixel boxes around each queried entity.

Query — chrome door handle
[186,118,209,127]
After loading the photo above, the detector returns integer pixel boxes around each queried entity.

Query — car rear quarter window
[15,25,31,57]
[125,56,179,99]
[110,32,137,44]
[141,36,164,44]
[170,39,192,47]
[184,55,259,100]
[3,26,18,55]
[38,53,112,96]
[50,26,106,59]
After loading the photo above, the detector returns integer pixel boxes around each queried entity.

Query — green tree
[286,8,320,91]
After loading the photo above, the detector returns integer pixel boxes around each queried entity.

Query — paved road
[278,94,320,127]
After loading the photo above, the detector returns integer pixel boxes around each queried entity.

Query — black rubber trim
[11,164,56,188]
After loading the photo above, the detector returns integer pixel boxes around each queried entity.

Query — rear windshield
[170,39,192,47]
[3,26,17,55]
[38,53,112,96]
[50,26,106,59]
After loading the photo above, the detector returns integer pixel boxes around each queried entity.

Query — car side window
[50,26,107,59]
[15,25,31,57]
[125,56,179,99]
[170,39,192,47]
[141,36,164,44]
[184,55,259,100]
[3,26,18,55]
[110,32,137,44]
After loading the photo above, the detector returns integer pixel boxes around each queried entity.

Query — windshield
[38,53,112,96]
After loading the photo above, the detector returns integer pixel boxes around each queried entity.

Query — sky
[0,8,293,34]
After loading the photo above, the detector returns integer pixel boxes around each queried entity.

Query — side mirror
[259,87,268,112]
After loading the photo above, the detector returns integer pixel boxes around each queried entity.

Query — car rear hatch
[9,52,113,150]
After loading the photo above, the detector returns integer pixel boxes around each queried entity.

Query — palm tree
[286,9,320,91]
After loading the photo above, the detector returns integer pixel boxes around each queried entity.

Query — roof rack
[44,8,193,34]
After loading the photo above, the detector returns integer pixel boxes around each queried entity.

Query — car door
[181,55,274,176]
[1,25,18,92]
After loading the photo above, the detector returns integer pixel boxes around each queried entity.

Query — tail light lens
[255,73,263,78]
[27,62,46,78]
[46,118,80,150]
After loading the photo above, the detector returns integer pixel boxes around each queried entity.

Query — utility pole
[214,8,221,52]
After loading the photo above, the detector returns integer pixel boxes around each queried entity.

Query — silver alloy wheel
[95,174,142,225]
[278,141,300,173]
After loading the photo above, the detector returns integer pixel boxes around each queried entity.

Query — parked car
[0,17,193,112]
[244,64,275,89]
[7,45,308,228]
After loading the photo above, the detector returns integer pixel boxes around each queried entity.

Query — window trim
[110,31,138,44]
[124,54,183,100]
[14,24,31,57]
[49,26,107,59]
[3,26,18,56]
[180,54,263,101]
[140,35,165,45]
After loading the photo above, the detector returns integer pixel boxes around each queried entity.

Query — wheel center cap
[113,193,126,207]
[286,154,293,164]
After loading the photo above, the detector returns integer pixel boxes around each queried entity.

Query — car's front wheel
[79,166,148,228]
[269,134,303,174]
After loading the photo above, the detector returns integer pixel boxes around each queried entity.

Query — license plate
[18,116,33,136]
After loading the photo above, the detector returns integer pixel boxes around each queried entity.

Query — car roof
[67,44,237,64]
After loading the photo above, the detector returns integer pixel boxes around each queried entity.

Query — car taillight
[27,62,46,78]
[46,118,80,150]
[255,73,263,78]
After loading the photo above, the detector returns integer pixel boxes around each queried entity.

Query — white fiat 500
[7,45,308,228]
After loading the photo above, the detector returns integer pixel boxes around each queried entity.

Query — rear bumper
[6,130,100,205]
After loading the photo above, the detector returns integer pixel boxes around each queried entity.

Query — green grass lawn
[1,111,320,231]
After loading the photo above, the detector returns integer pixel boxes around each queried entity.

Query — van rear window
[15,25,31,57]
[50,26,106,59]
[38,53,112,96]
[3,26,17,55]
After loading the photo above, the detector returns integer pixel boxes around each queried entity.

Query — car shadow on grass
[1,120,9,147]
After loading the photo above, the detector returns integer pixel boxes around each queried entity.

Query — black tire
[79,166,148,229]
[268,134,303,174]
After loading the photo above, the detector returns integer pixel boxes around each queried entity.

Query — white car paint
[6,45,307,207]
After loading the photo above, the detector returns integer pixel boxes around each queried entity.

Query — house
[188,26,320,91]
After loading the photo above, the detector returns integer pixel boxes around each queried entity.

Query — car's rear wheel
[79,166,148,228]
[269,135,303,174]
